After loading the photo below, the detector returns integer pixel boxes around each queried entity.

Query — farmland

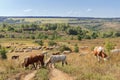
[0,17,120,80]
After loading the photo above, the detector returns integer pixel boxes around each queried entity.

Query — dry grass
[0,59,25,80]
[56,52,120,80]
[0,38,120,80]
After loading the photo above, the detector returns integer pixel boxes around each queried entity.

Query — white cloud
[86,8,92,12]
[67,10,81,16]
[24,9,32,12]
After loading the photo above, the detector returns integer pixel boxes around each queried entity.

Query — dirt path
[7,70,37,80]
[49,68,73,80]
[23,70,37,80]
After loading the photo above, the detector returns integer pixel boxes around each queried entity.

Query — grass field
[0,38,120,80]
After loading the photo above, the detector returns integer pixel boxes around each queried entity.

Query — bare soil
[49,68,74,80]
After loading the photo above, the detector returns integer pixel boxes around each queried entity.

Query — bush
[67,28,78,35]
[34,68,49,80]
[74,44,79,53]
[59,45,71,52]
[31,35,35,39]
[0,48,7,59]
[77,34,82,41]
[91,32,98,39]
[35,40,43,46]
[0,34,5,38]
[84,35,91,39]
[104,41,115,54]
[48,40,57,46]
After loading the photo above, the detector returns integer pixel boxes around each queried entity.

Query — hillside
[0,16,120,32]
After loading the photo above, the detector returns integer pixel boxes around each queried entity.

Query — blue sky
[0,0,120,17]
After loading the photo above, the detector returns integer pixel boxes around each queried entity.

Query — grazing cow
[52,52,60,55]
[63,50,71,54]
[11,55,19,60]
[110,49,120,54]
[93,46,108,61]
[45,55,67,68]
[45,47,54,50]
[80,46,88,50]
[22,54,44,69]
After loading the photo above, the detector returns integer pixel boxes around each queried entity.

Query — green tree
[113,31,120,37]
[91,32,98,39]
[7,26,15,31]
[67,28,78,35]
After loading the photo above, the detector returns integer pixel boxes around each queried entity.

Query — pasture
[0,38,120,80]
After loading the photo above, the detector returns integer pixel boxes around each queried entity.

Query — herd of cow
[11,46,119,70]
[19,54,68,69]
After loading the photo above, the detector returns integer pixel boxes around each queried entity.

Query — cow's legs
[50,63,52,68]
[50,63,55,68]
[62,61,64,66]
[32,63,36,69]
[97,52,100,62]
[65,61,68,65]
[41,61,44,68]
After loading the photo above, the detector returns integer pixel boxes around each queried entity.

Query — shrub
[48,40,57,46]
[0,48,7,59]
[31,35,35,39]
[59,45,71,52]
[0,34,5,38]
[104,41,115,54]
[34,68,49,80]
[74,44,79,53]
[91,32,98,39]
[35,40,43,46]
[84,35,91,39]
[67,28,78,35]
[77,34,82,41]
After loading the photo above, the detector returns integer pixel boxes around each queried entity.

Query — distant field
[5,17,120,31]
[9,18,74,23]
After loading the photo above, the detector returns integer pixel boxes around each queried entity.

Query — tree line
[0,23,120,40]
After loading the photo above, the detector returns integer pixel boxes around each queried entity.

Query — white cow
[110,49,120,54]
[45,55,67,68]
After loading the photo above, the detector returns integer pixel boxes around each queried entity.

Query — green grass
[34,68,49,80]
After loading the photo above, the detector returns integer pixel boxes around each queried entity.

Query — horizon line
[0,16,120,19]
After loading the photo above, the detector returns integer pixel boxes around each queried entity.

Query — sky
[0,0,120,17]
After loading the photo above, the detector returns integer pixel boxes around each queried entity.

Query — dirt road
[49,68,73,80]
[23,70,37,80]
[7,70,37,80]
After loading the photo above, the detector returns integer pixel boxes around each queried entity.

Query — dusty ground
[49,68,74,80]
[7,70,37,80]
[23,70,37,80]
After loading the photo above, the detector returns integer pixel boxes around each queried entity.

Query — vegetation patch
[34,68,49,80]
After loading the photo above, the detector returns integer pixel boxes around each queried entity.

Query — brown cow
[52,52,60,55]
[93,46,108,61]
[22,54,44,69]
